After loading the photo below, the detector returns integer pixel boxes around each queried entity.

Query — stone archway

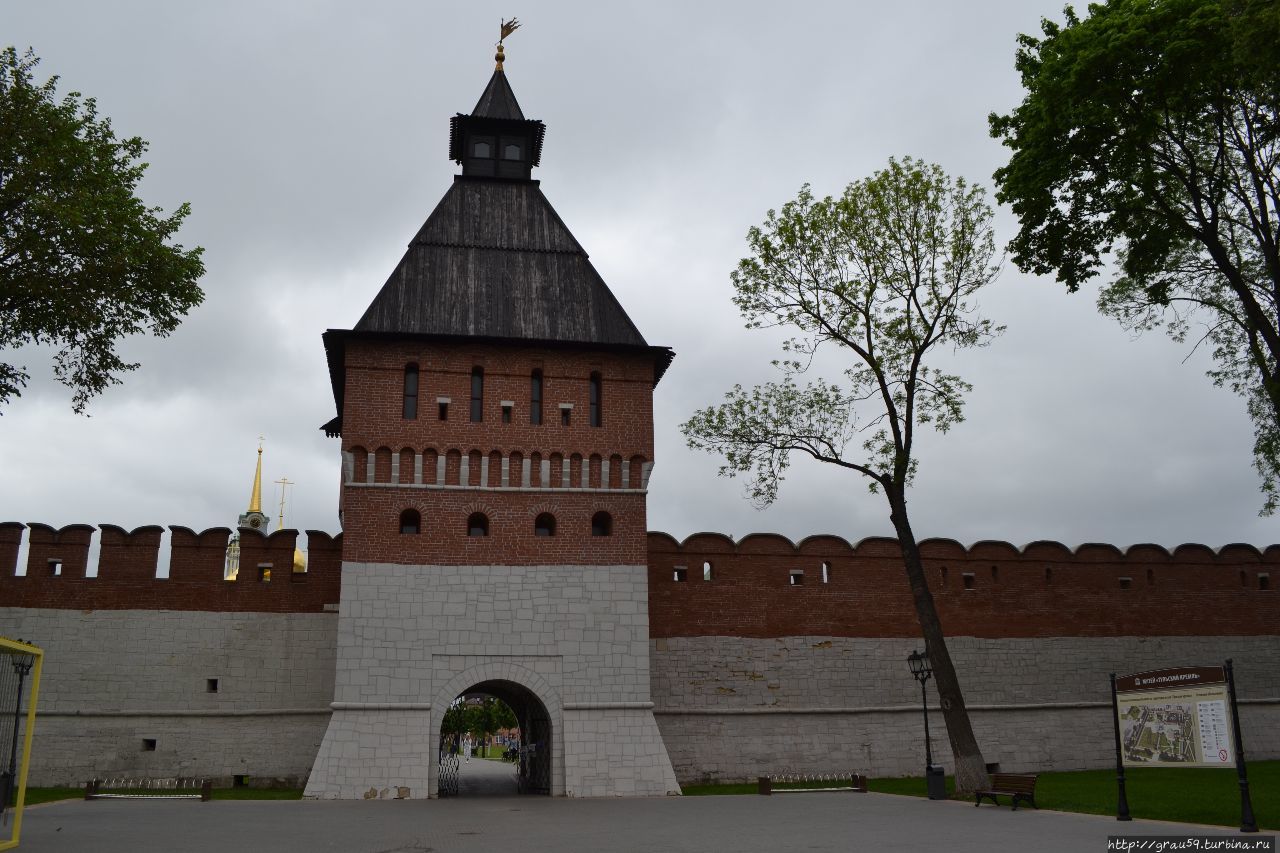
[430,662,563,797]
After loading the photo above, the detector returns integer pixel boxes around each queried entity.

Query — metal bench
[974,773,1038,810]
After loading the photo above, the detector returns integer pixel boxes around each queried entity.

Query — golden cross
[274,477,294,531]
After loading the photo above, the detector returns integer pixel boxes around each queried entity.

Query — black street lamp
[4,640,35,809]
[907,649,934,769]
[908,648,947,800]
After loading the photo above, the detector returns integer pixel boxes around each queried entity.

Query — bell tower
[305,26,679,799]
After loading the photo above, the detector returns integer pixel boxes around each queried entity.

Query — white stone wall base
[305,706,680,798]
[19,714,329,788]
[563,708,680,796]
[304,708,436,800]
[654,703,1280,784]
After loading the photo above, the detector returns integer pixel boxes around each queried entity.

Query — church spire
[248,438,264,514]
[238,439,271,532]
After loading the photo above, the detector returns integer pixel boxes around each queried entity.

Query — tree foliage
[684,158,1003,502]
[682,157,1003,792]
[0,47,205,413]
[441,696,518,741]
[989,0,1280,511]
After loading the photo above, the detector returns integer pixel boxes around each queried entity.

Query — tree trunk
[886,486,990,794]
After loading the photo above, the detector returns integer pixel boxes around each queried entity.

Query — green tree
[989,0,1280,510]
[441,701,467,738]
[0,47,205,413]
[488,697,518,733]
[681,157,1003,793]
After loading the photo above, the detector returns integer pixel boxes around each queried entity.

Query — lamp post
[908,648,947,799]
[907,649,934,768]
[4,640,34,809]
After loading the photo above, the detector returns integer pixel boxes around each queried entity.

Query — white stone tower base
[304,562,679,798]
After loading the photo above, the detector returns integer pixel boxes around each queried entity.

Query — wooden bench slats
[974,773,1038,810]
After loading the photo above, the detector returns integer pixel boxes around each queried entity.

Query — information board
[1114,666,1234,768]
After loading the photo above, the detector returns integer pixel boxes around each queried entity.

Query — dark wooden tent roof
[319,68,674,436]
[471,68,525,120]
[353,178,651,344]
[320,179,674,435]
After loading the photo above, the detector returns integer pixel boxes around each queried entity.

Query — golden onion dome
[293,547,307,574]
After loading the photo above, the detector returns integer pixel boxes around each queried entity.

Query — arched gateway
[303,37,679,799]
[434,664,562,797]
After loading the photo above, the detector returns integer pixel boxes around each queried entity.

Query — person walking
[463,735,473,763]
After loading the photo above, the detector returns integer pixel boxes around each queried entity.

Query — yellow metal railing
[0,637,43,852]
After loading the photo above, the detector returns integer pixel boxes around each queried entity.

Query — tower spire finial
[496,17,520,70]
[248,437,265,513]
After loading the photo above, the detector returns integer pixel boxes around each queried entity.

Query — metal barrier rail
[757,772,868,795]
[85,778,212,801]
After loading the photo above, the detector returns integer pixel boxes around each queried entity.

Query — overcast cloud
[4,1,1274,553]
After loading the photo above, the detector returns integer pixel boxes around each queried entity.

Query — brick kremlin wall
[646,532,1280,783]
[2,523,1277,786]
[0,523,341,612]
[0,523,341,786]
[6,524,1273,628]
[647,532,1279,638]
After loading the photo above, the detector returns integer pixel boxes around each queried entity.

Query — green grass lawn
[1035,764,1275,829]
[477,744,513,760]
[21,787,82,805]
[682,779,865,796]
[682,762,1276,830]
[20,786,305,805]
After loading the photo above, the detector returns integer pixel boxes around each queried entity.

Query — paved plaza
[17,766,1265,853]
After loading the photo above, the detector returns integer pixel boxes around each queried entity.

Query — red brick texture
[340,341,656,461]
[341,490,646,566]
[647,533,1280,639]
[338,339,657,567]
[5,525,1277,635]
[0,524,341,613]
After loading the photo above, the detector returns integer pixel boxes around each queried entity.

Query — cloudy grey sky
[4,1,1273,552]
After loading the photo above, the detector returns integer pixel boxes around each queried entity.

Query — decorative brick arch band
[430,661,564,797]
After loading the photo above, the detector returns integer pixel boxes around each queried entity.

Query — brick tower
[304,40,679,798]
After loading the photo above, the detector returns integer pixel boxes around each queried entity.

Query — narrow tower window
[591,511,612,536]
[470,367,484,422]
[402,364,419,420]
[530,369,543,424]
[399,509,420,535]
[467,513,489,537]
[534,513,556,537]
[589,372,602,427]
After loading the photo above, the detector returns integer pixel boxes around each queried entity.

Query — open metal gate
[518,715,551,795]
[437,736,459,798]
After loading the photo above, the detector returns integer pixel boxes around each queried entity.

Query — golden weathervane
[496,17,520,70]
